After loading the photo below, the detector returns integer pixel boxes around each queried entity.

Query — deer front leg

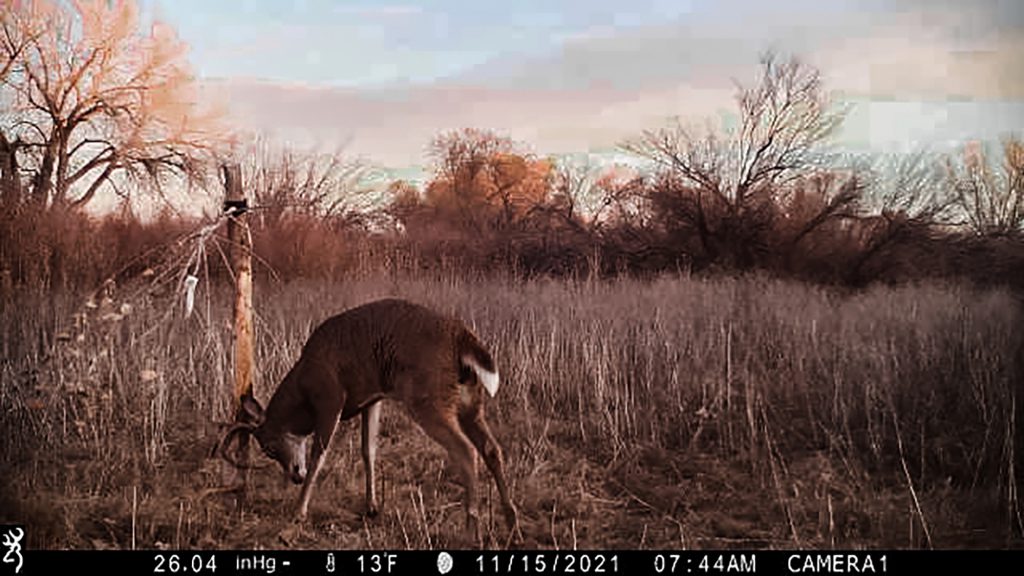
[296,417,340,521]
[361,401,382,517]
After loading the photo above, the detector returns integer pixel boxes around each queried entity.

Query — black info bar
[4,550,1019,576]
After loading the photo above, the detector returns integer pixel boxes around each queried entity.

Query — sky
[140,0,1024,173]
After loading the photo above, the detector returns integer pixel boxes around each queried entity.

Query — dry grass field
[1,271,1022,549]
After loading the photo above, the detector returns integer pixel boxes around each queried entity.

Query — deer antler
[216,423,261,469]
[195,423,267,502]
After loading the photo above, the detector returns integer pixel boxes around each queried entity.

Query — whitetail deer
[216,298,518,541]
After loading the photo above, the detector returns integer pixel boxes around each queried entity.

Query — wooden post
[223,163,254,504]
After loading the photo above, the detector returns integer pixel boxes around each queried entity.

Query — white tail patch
[463,354,500,397]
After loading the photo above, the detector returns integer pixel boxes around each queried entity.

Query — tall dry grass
[1,270,1021,548]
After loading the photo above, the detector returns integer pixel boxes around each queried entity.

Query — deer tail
[458,328,499,397]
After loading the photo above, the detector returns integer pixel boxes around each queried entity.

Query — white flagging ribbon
[184,275,199,318]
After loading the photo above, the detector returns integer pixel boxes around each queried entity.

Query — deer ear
[239,395,265,425]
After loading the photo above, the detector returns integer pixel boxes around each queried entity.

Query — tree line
[2,1,1022,290]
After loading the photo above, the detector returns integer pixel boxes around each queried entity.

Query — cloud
[454,0,1023,100]
[811,16,1024,101]
[207,0,1023,168]
[329,4,423,18]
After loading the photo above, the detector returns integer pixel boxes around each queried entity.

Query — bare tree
[620,51,849,269]
[240,137,378,231]
[945,136,1024,235]
[0,0,228,212]
[857,149,951,222]
[779,170,863,249]
[623,51,844,208]
[826,150,952,285]
[548,158,631,232]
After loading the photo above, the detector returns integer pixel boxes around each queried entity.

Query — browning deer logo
[1,527,23,575]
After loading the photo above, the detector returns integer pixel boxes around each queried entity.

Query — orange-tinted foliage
[1,0,229,211]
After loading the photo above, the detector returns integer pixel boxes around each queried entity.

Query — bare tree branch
[1,0,230,211]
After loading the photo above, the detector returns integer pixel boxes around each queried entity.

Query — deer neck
[262,370,316,437]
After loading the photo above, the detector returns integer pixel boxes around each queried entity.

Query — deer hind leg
[412,403,480,543]
[296,411,341,521]
[361,401,382,517]
[459,406,519,532]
